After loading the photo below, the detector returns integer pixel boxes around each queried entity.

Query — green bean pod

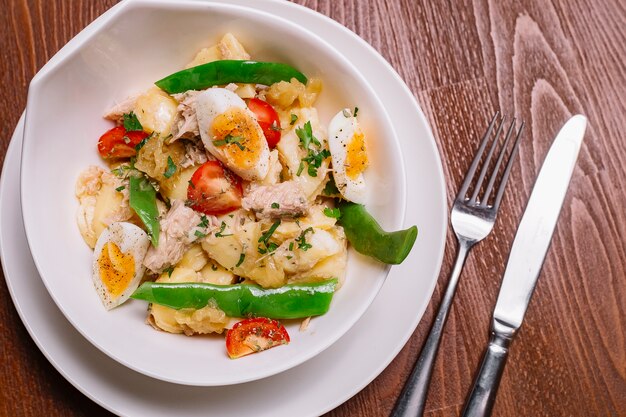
[338,202,417,264]
[131,279,338,319]
[129,175,160,246]
[155,60,308,94]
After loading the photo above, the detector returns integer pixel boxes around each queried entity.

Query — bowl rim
[20,0,407,386]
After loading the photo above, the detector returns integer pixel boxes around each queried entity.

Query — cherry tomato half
[226,317,290,359]
[97,125,149,159]
[187,161,243,216]
[247,98,281,148]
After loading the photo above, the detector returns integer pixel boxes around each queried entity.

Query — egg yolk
[346,131,369,179]
[98,241,135,299]
[212,108,263,169]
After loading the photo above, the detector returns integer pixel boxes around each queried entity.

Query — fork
[391,112,524,417]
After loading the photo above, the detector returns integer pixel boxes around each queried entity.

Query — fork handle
[462,332,513,417]
[390,242,470,417]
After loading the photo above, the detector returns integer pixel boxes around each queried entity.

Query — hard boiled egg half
[92,222,150,310]
[328,108,369,203]
[196,88,270,181]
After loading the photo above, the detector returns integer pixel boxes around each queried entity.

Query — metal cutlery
[391,112,525,417]
[462,115,587,417]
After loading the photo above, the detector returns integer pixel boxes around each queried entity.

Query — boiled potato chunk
[178,244,209,272]
[135,88,178,136]
[198,261,236,285]
[160,165,196,202]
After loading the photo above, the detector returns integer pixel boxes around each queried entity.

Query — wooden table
[1,0,625,416]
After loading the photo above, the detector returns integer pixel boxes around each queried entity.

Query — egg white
[195,88,270,181]
[328,109,368,204]
[92,222,150,310]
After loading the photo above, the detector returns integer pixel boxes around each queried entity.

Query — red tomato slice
[187,161,243,216]
[247,98,281,148]
[97,126,149,159]
[226,317,290,359]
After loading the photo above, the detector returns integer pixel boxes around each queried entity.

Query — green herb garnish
[236,253,246,267]
[135,133,151,151]
[214,221,232,238]
[323,207,341,219]
[296,227,314,251]
[115,185,125,192]
[123,112,143,132]
[322,176,340,196]
[213,134,246,151]
[290,114,298,125]
[271,202,280,209]
[198,215,209,229]
[164,156,177,179]
[295,121,320,149]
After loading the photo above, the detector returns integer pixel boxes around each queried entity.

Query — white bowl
[21,0,405,386]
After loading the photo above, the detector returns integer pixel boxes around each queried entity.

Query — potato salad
[75,33,416,358]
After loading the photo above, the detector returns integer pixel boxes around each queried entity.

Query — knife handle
[462,331,513,417]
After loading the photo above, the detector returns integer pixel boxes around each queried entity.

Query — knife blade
[493,114,587,333]
[462,114,587,417]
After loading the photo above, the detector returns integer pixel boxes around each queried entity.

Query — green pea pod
[338,202,417,264]
[155,60,308,94]
[129,175,160,246]
[131,279,337,319]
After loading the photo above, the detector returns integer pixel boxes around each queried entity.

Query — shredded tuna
[103,95,138,124]
[242,181,309,219]
[170,91,201,142]
[180,140,211,169]
[143,200,217,273]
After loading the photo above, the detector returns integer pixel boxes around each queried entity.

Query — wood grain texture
[0,0,625,416]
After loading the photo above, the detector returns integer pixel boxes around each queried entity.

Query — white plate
[20,0,404,385]
[1,0,446,414]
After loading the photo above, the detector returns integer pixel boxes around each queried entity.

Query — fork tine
[469,116,506,204]
[492,121,525,211]
[457,111,500,200]
[480,118,517,206]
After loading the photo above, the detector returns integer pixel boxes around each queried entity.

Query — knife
[462,115,587,417]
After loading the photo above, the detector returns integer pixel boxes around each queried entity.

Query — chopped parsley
[236,252,246,267]
[164,266,174,277]
[302,148,331,177]
[295,121,320,149]
[296,161,305,176]
[295,227,314,251]
[290,114,298,125]
[295,121,328,177]
[213,134,246,151]
[353,106,359,117]
[259,220,281,245]
[134,133,151,151]
[322,176,340,196]
[323,207,341,218]
[271,202,280,209]
[288,242,294,251]
[214,221,232,237]
[197,215,209,229]
[123,112,143,132]
[115,185,125,192]
[258,220,281,254]
[194,230,207,239]
[164,156,177,179]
